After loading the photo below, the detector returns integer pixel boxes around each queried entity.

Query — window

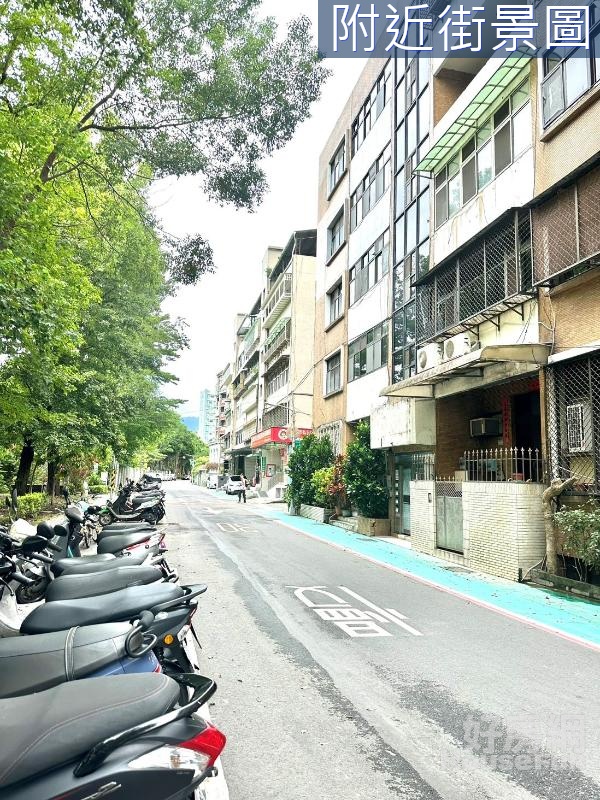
[348,322,388,381]
[541,30,600,127]
[349,230,390,304]
[266,362,289,396]
[325,352,342,395]
[350,144,391,231]
[351,63,392,155]
[327,209,345,259]
[328,140,346,194]
[327,282,343,325]
[434,82,532,228]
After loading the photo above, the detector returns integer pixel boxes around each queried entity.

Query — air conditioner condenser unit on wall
[443,333,480,362]
[470,417,502,437]
[417,343,443,371]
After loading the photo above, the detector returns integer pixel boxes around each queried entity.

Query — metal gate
[435,481,464,553]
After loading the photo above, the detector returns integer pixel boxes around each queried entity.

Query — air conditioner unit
[470,417,502,437]
[443,333,480,362]
[417,343,443,371]
[566,402,593,453]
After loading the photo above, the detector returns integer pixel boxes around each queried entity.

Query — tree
[343,421,389,519]
[542,477,577,574]
[287,435,333,510]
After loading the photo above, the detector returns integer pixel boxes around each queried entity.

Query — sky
[150,1,366,416]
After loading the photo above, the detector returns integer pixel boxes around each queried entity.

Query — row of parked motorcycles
[0,474,227,800]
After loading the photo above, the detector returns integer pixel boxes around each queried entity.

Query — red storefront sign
[251,427,312,449]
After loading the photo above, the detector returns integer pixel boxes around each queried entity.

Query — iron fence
[461,447,546,483]
[412,452,435,480]
[546,353,600,494]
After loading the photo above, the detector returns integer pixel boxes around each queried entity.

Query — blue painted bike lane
[257,505,600,652]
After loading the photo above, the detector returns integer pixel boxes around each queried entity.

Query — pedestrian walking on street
[238,473,247,504]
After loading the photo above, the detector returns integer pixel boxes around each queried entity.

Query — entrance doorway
[393,454,413,535]
[512,391,542,480]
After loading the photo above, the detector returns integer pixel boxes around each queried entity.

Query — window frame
[347,322,389,382]
[326,280,344,327]
[350,144,392,232]
[324,350,342,396]
[349,230,390,305]
[351,63,393,156]
[328,138,346,196]
[327,207,345,261]
[434,81,532,229]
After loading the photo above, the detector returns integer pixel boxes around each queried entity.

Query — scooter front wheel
[99,512,113,526]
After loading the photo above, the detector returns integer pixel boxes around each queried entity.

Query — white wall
[347,272,391,341]
[349,105,392,194]
[346,366,389,422]
[370,397,436,449]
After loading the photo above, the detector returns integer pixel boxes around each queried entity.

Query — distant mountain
[181,415,200,434]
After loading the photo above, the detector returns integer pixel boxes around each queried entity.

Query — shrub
[555,505,600,578]
[343,421,389,519]
[287,434,334,510]
[311,466,335,508]
[17,492,48,519]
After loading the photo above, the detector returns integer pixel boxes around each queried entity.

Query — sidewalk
[256,505,600,652]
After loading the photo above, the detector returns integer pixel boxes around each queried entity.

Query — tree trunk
[47,461,59,498]
[15,440,34,495]
[542,477,577,574]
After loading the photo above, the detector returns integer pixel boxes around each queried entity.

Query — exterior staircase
[330,517,359,533]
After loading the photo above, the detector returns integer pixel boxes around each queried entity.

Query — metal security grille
[532,163,600,284]
[416,211,533,343]
[546,354,600,494]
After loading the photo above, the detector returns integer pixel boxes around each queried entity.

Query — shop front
[251,427,312,497]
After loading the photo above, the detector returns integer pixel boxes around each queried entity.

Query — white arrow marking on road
[338,587,422,636]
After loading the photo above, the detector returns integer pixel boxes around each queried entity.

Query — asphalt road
[165,481,600,800]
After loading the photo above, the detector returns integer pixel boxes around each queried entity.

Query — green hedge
[18,492,48,519]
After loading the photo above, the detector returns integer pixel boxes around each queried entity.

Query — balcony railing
[264,318,291,366]
[263,275,292,324]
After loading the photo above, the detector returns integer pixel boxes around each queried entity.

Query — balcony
[263,275,292,326]
[263,318,291,369]
[232,378,245,400]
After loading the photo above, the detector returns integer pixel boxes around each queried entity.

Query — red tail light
[180,723,226,768]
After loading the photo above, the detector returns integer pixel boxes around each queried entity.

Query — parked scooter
[0,672,226,800]
[98,489,165,526]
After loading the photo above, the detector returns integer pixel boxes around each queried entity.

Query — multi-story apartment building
[251,231,317,497]
[229,298,262,477]
[198,389,216,443]
[211,363,232,476]
[314,59,393,460]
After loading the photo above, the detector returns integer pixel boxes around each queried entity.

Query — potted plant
[343,421,390,536]
[326,455,349,517]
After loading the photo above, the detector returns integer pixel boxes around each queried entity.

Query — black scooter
[0,672,226,800]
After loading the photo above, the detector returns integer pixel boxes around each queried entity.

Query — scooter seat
[21,583,184,634]
[0,674,179,789]
[51,552,146,577]
[97,531,156,555]
[0,622,132,697]
[45,566,163,602]
[98,524,157,539]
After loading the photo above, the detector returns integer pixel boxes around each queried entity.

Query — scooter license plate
[179,628,200,672]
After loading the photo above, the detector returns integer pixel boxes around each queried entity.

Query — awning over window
[417,55,531,174]
[381,344,550,398]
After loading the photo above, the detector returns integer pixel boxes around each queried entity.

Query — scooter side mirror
[53,524,69,538]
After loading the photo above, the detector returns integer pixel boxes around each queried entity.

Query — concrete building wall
[290,254,316,432]
[539,272,600,355]
[346,366,388,423]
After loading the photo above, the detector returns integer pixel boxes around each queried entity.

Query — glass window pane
[418,189,429,242]
[395,215,405,261]
[406,202,417,253]
[405,302,416,344]
[512,102,531,157]
[448,174,461,216]
[396,122,405,166]
[396,80,405,119]
[477,118,492,147]
[564,55,589,106]
[493,101,510,128]
[477,141,493,189]
[511,80,529,111]
[417,239,429,277]
[418,87,430,141]
[395,168,405,212]
[542,68,564,125]
[494,121,512,174]
[462,137,475,160]
[418,56,429,92]
[462,156,476,203]
[447,156,460,179]
[435,185,448,227]
[407,106,417,155]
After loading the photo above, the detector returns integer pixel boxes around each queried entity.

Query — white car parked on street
[224,475,244,495]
